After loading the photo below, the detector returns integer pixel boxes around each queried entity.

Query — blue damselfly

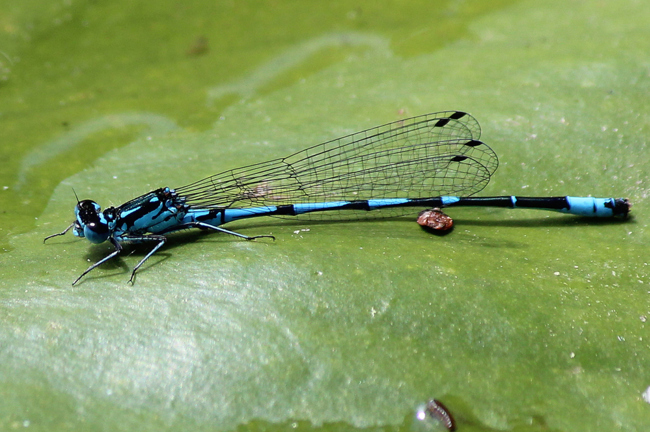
[45,111,630,285]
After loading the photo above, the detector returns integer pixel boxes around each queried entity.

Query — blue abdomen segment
[562,196,622,217]
[221,206,281,223]
[507,196,630,217]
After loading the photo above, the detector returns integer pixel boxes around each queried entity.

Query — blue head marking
[74,200,112,244]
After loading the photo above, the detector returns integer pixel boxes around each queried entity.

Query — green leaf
[2,0,649,431]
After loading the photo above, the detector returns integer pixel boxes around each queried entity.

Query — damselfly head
[74,200,111,244]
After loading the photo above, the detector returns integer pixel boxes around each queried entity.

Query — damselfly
[45,111,630,285]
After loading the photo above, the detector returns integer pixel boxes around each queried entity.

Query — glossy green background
[1,0,649,431]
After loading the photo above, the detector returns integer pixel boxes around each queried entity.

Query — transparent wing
[175,111,498,218]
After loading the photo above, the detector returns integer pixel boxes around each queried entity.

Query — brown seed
[417,208,454,231]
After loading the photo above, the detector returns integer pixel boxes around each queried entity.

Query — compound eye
[76,200,101,222]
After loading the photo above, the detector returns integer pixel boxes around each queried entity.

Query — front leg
[44,222,75,243]
[72,237,123,286]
